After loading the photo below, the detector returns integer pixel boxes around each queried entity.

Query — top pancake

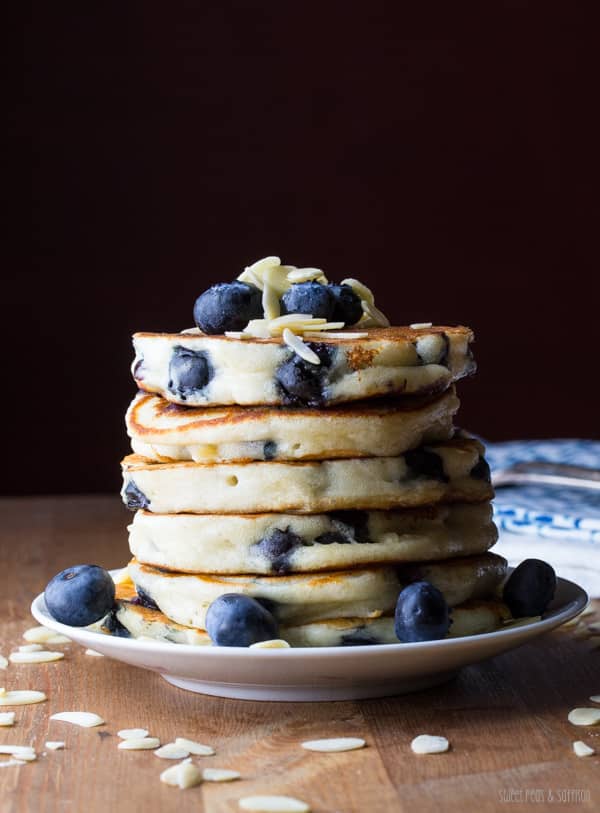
[132,325,475,407]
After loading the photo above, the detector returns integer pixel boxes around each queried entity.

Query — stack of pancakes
[117,325,510,646]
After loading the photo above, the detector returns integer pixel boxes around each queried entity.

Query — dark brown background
[7,1,599,496]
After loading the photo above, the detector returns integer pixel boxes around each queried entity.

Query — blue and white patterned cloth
[486,439,600,596]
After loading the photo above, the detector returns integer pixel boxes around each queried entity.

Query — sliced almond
[567,708,600,726]
[590,695,600,703]
[225,332,251,340]
[0,690,46,706]
[118,728,149,740]
[303,331,368,340]
[268,313,320,327]
[341,278,374,305]
[45,741,65,751]
[0,712,16,726]
[282,329,320,365]
[361,299,390,328]
[249,639,290,649]
[9,650,64,664]
[409,322,433,329]
[262,274,281,321]
[23,626,70,645]
[174,737,215,756]
[202,767,241,782]
[0,746,36,761]
[286,268,327,284]
[573,740,595,757]
[0,758,28,768]
[154,743,191,760]
[111,567,132,586]
[118,737,160,751]
[239,796,311,813]
[160,758,203,789]
[411,734,450,754]
[50,711,105,728]
[243,319,272,338]
[301,737,365,752]
[18,644,43,653]
[0,655,7,670]
[85,649,104,657]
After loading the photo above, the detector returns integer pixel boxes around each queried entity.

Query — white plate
[31,575,588,702]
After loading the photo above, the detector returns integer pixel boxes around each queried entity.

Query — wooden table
[1,496,598,813]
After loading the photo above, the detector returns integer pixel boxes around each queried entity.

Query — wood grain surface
[1,496,598,813]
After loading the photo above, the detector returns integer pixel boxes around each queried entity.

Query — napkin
[486,439,600,598]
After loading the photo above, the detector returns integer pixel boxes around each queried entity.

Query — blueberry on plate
[205,593,279,647]
[45,565,115,627]
[502,559,556,617]
[193,280,262,334]
[394,581,451,643]
[280,281,334,320]
[328,284,363,325]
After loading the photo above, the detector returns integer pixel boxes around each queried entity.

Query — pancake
[131,325,475,407]
[128,502,498,574]
[126,388,460,463]
[112,583,511,646]
[121,436,493,514]
[127,553,507,628]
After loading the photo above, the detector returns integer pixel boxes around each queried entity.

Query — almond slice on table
[118,737,160,751]
[50,711,105,727]
[160,758,203,789]
[0,759,28,768]
[174,737,215,756]
[238,796,311,813]
[202,767,241,782]
[9,650,64,664]
[567,708,600,726]
[85,649,104,657]
[410,734,450,754]
[0,712,16,726]
[118,728,149,740]
[0,746,37,761]
[301,737,365,752]
[154,743,191,760]
[0,655,7,670]
[18,644,43,653]
[45,741,65,751]
[573,740,595,757]
[0,690,47,706]
[23,626,70,645]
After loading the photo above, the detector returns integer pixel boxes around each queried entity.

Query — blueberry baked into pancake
[44,256,557,650]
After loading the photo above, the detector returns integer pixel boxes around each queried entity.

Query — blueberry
[123,480,149,511]
[263,440,277,460]
[205,594,279,647]
[502,559,556,617]
[253,528,302,574]
[103,610,131,638]
[275,342,335,407]
[328,284,363,325]
[280,282,334,319]
[341,629,379,646]
[470,456,491,483]
[168,346,213,400]
[405,448,448,482]
[131,587,160,611]
[193,281,262,334]
[45,565,115,627]
[394,581,451,643]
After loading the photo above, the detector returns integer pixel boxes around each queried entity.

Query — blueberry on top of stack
[44,256,556,647]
